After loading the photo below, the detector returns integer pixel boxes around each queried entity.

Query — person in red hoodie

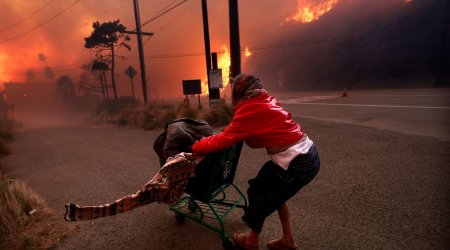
[192,74,320,250]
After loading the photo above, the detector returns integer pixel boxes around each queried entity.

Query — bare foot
[267,239,299,250]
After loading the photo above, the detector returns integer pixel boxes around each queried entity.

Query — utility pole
[131,0,153,105]
[229,0,241,79]
[202,0,213,107]
[202,0,221,107]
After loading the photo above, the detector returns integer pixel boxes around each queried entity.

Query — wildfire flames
[285,0,340,23]
[201,45,251,95]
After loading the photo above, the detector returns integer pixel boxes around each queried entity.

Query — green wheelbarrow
[169,142,247,249]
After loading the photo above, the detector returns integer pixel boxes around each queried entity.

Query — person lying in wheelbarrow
[192,74,321,250]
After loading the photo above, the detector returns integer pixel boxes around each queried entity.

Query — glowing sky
[0,0,330,97]
[0,0,409,98]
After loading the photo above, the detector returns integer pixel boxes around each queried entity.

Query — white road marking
[291,102,450,110]
[278,96,338,104]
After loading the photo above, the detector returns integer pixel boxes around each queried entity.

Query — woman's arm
[192,109,253,155]
[192,129,241,155]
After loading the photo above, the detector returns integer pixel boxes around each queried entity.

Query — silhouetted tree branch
[84,20,131,100]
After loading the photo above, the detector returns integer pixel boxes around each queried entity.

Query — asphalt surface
[2,89,449,249]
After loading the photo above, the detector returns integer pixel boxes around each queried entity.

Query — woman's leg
[274,202,297,248]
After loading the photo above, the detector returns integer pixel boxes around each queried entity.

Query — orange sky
[0,0,378,98]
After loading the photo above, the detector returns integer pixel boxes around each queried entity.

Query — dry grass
[0,176,71,249]
[99,101,233,130]
[202,102,233,127]
[0,98,70,249]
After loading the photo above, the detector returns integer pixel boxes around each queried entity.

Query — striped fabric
[64,153,197,221]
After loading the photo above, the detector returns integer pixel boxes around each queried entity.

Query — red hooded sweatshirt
[192,92,304,155]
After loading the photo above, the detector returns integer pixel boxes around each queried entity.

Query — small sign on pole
[124,66,138,98]
[209,69,223,89]
[125,66,138,79]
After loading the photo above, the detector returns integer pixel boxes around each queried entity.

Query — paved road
[2,89,449,249]
[276,88,450,141]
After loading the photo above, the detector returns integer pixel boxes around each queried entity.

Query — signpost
[124,66,138,98]
[182,79,202,108]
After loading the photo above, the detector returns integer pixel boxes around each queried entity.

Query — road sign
[124,66,137,79]
[182,79,202,95]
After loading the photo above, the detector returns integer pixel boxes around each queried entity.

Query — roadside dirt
[2,119,449,249]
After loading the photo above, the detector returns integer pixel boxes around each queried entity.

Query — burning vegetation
[285,0,340,24]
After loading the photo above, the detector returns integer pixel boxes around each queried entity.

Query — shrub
[178,104,199,120]
[0,113,16,156]
[145,105,178,129]
[202,102,233,127]
[0,139,11,156]
[95,96,139,116]
[94,98,232,130]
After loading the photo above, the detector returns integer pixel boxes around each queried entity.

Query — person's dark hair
[231,74,263,106]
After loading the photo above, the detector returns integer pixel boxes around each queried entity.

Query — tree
[84,20,130,101]
[44,66,55,80]
[78,59,110,100]
[56,75,75,99]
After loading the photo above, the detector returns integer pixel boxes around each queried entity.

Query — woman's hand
[194,153,206,162]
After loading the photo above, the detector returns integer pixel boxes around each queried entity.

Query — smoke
[246,0,448,90]
[38,53,47,63]
[25,70,36,83]
[1,0,447,105]
[44,66,55,81]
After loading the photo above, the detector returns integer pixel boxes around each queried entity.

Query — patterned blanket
[64,152,197,221]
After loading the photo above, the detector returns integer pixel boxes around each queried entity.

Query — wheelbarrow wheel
[222,239,234,250]
[175,212,185,224]
[188,200,198,212]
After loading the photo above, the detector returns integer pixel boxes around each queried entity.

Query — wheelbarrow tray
[169,142,247,249]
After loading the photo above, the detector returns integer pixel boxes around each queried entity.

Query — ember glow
[244,46,252,57]
[285,0,340,23]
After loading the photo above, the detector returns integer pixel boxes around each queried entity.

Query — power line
[0,0,81,43]
[3,62,84,72]
[150,0,180,20]
[118,0,193,59]
[248,23,439,51]
[1,62,86,75]
[0,0,56,32]
[2,21,439,74]
[153,0,198,32]
[120,22,439,61]
[141,0,198,46]
[116,1,183,55]
[140,0,189,28]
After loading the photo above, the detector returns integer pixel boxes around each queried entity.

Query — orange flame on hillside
[285,0,340,23]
